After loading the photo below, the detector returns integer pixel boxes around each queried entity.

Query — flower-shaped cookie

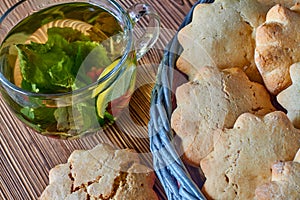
[176,0,269,83]
[255,4,300,94]
[277,63,300,129]
[200,112,300,199]
[255,148,300,200]
[40,144,158,200]
[171,66,275,166]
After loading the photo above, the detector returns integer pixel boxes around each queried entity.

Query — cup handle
[127,3,160,60]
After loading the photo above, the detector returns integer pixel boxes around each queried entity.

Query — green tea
[2,3,125,91]
[0,2,137,139]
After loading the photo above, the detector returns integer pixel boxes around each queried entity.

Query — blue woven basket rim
[148,0,214,200]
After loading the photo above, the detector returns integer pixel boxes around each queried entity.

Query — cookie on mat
[255,148,300,200]
[255,4,300,94]
[176,0,268,82]
[171,66,275,166]
[200,111,300,200]
[40,144,158,200]
[277,63,300,129]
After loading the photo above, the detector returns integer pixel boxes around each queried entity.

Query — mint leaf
[72,41,111,90]
[16,31,74,93]
[21,106,56,126]
[20,107,35,120]
[48,56,74,89]
[54,100,102,133]
[16,27,111,93]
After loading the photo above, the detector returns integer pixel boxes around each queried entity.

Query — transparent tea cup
[0,0,160,139]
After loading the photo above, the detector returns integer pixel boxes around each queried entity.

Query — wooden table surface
[0,0,197,199]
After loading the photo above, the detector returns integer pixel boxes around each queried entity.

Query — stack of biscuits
[171,0,300,199]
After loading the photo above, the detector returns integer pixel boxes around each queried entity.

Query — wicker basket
[148,0,214,199]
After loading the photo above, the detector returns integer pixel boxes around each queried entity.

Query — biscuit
[39,144,158,200]
[171,66,275,166]
[176,0,268,83]
[200,111,300,200]
[255,4,300,94]
[277,63,300,129]
[255,148,300,200]
[257,0,300,8]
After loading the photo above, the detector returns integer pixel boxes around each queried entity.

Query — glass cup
[0,0,160,139]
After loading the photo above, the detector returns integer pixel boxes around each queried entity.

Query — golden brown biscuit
[277,63,300,129]
[39,144,158,200]
[255,148,300,200]
[171,66,275,166]
[255,4,300,94]
[200,111,300,200]
[176,0,268,83]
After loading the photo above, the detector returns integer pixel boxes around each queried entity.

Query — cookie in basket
[257,0,299,8]
[255,148,300,200]
[171,66,275,166]
[277,63,300,129]
[200,111,300,200]
[176,0,269,83]
[255,3,300,95]
[39,143,158,200]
